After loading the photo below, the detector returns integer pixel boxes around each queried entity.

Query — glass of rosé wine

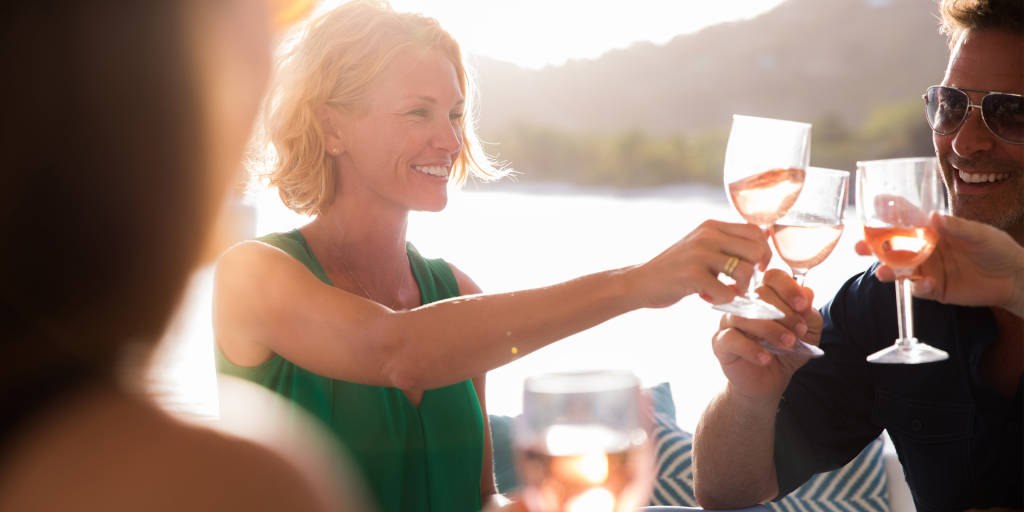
[513,370,654,512]
[714,114,811,320]
[766,166,850,358]
[856,157,949,364]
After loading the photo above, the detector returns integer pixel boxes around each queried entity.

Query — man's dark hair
[940,0,1024,47]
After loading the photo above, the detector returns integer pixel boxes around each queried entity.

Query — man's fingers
[719,307,803,352]
[713,327,772,366]
[875,194,928,226]
[909,276,936,297]
[761,268,811,312]
[854,240,872,256]
[933,212,974,241]
[873,264,896,282]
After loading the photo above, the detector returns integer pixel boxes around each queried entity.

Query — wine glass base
[712,295,785,320]
[759,339,824,358]
[866,339,949,364]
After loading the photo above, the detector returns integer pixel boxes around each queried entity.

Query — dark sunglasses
[923,85,1024,145]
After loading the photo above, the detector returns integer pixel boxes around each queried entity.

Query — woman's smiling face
[332,47,465,213]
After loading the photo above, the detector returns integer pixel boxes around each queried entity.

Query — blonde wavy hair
[259,0,504,216]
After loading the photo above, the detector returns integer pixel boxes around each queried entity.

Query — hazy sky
[317,0,788,69]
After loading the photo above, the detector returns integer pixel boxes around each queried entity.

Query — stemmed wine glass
[513,370,654,512]
[856,157,949,364]
[766,167,850,358]
[714,114,811,320]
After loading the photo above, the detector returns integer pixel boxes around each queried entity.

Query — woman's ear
[315,103,344,156]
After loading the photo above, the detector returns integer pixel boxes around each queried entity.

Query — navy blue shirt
[773,265,1022,511]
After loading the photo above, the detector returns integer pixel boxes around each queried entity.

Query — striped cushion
[649,411,699,506]
[649,411,889,511]
[766,436,889,512]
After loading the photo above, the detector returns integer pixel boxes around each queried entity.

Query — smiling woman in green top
[213,1,773,510]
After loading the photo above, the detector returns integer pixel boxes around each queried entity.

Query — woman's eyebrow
[403,95,465,106]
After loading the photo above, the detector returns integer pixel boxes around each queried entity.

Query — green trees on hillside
[482,98,934,187]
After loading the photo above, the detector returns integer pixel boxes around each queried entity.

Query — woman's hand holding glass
[629,220,772,310]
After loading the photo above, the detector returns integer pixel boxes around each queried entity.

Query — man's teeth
[959,170,1010,184]
[414,165,448,177]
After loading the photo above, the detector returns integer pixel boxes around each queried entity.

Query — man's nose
[951,105,996,158]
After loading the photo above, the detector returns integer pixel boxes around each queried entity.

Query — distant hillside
[471,0,949,137]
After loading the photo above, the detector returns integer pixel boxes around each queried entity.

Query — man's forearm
[693,385,781,508]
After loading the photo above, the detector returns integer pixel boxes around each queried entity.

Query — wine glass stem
[742,225,770,299]
[894,276,915,346]
[792,270,808,287]
[745,264,765,299]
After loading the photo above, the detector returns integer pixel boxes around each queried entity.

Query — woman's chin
[415,191,449,212]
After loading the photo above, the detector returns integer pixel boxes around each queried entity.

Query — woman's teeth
[959,170,1009,184]
[414,165,448,177]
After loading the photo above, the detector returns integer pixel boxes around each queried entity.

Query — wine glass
[714,114,811,320]
[513,370,654,512]
[855,157,949,364]
[766,167,850,358]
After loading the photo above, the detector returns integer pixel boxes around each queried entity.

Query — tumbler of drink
[856,157,949,364]
[513,370,654,512]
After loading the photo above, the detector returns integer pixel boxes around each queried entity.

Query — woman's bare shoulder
[0,389,347,511]
[447,261,482,295]
[217,239,298,271]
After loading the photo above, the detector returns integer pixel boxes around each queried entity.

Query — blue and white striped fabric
[650,411,699,507]
[648,411,889,511]
[766,436,889,512]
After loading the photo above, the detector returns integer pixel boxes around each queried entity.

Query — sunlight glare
[566,487,615,512]
[315,0,786,69]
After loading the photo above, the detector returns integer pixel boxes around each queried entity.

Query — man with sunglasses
[693,0,1023,510]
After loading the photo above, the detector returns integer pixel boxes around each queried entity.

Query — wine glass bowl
[715,115,811,320]
[764,166,850,358]
[855,157,949,364]
[514,370,654,512]
[770,167,849,286]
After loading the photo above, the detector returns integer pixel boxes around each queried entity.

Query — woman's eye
[407,109,429,118]
[450,112,464,122]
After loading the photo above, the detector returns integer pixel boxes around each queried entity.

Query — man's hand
[711,269,824,401]
[856,213,1024,318]
[696,269,822,508]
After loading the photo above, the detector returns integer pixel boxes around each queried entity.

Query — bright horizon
[315,0,788,69]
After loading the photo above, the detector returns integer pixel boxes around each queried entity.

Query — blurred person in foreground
[693,0,1023,510]
[0,1,355,510]
[212,1,774,510]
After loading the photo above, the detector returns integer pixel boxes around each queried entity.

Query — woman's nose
[433,118,463,154]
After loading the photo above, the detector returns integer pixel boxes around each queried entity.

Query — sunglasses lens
[926,86,968,134]
[983,93,1024,143]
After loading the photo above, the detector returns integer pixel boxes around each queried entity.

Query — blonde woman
[213,1,770,510]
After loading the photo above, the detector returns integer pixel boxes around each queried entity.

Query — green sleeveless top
[216,230,484,512]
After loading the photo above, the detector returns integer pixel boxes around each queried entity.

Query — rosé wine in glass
[856,157,949,364]
[714,115,811,321]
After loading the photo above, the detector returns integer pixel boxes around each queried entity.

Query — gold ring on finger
[723,256,740,277]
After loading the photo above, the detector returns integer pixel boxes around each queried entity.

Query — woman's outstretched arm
[213,220,770,390]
